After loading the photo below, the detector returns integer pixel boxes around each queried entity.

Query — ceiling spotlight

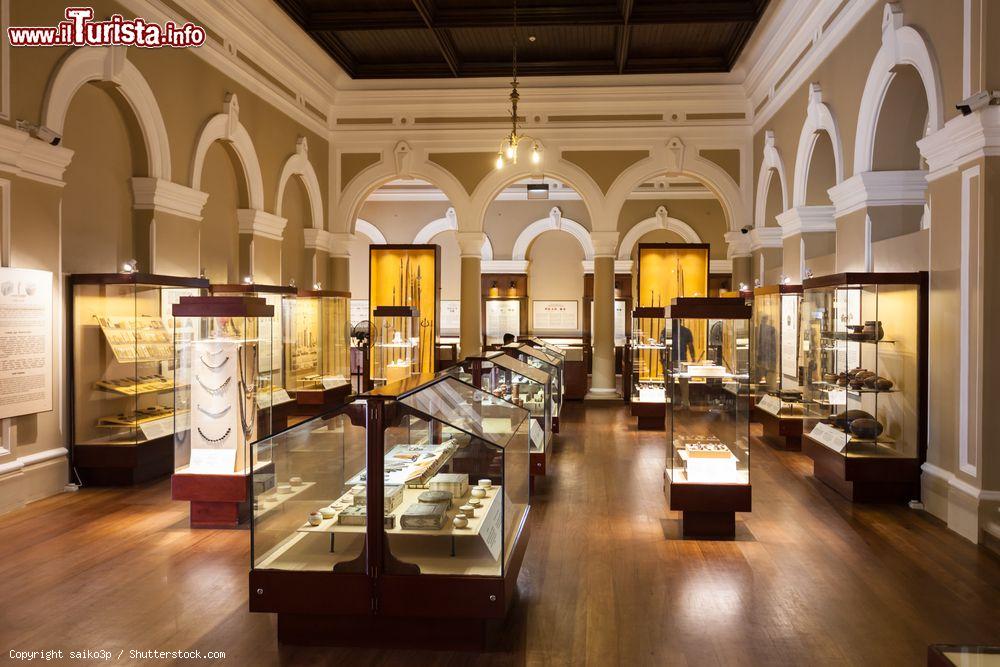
[528,35,536,42]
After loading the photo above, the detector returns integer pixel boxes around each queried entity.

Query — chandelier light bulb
[531,144,541,164]
[505,143,516,160]
[495,153,504,170]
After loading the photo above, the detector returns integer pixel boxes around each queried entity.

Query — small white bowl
[471,486,487,499]
[478,479,492,490]
[307,512,322,526]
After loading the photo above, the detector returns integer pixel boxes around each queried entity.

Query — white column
[456,231,485,359]
[588,231,619,398]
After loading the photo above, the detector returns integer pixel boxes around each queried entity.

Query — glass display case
[280,289,352,424]
[69,273,208,486]
[170,295,275,528]
[799,272,927,502]
[505,342,563,431]
[371,305,420,386]
[447,351,554,479]
[751,284,804,449]
[248,373,531,649]
[211,283,296,423]
[626,306,669,430]
[664,297,752,538]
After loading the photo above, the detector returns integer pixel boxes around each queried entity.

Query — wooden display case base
[73,435,173,486]
[529,448,551,494]
[552,416,560,434]
[171,466,273,528]
[803,436,921,503]
[250,509,530,650]
[752,406,803,450]
[631,401,666,430]
[564,359,587,400]
[667,480,751,540]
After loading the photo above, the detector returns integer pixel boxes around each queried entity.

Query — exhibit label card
[757,394,782,415]
[439,300,460,334]
[532,300,577,331]
[485,300,520,341]
[0,268,53,419]
[809,422,847,452]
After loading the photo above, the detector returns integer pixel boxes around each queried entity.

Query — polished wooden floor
[1,403,998,666]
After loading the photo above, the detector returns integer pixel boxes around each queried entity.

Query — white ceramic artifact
[471,486,487,499]
[319,507,336,519]
[307,511,322,526]
[478,479,492,490]
[467,497,482,508]
[290,476,303,486]
[453,515,469,529]
[459,504,476,518]
[277,483,292,494]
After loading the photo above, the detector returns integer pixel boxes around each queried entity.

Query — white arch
[190,94,265,210]
[339,141,472,235]
[792,84,844,206]
[42,47,171,179]
[411,207,494,259]
[754,130,789,228]
[470,150,608,234]
[853,3,944,174]
[512,207,594,261]
[616,206,702,260]
[276,137,323,229]
[605,138,749,232]
[355,219,386,244]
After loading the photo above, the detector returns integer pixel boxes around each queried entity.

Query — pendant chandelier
[495,0,541,170]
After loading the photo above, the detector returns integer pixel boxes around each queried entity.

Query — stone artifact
[319,507,336,520]
[418,490,453,509]
[467,497,482,508]
[429,473,469,498]
[471,486,487,499]
[277,483,292,494]
[849,418,884,440]
[307,511,322,526]
[452,515,469,529]
[459,504,476,519]
[400,502,447,530]
[290,476,303,486]
[352,484,404,513]
[478,478,493,490]
[830,409,874,430]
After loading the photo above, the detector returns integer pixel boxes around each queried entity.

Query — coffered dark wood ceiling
[276,0,770,78]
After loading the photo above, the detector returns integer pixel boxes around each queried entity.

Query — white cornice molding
[327,232,355,258]
[710,259,734,274]
[827,170,928,217]
[302,227,332,251]
[482,260,529,274]
[131,178,208,220]
[748,226,783,250]
[366,186,715,202]
[590,231,619,258]
[237,208,287,241]
[775,205,837,238]
[455,231,487,258]
[0,124,74,187]
[918,106,1000,181]
[581,259,633,274]
[725,231,752,258]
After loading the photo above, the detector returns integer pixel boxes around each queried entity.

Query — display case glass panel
[505,343,562,418]
[752,285,803,417]
[281,290,351,391]
[250,374,529,576]
[70,274,207,459]
[799,274,925,460]
[666,299,751,485]
[172,296,274,475]
[369,245,439,376]
[628,307,669,404]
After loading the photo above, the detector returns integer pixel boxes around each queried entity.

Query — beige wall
[281,176,310,288]
[527,230,585,334]
[617,199,728,258]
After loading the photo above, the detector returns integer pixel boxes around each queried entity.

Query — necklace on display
[200,355,229,370]
[197,404,231,419]
[197,427,231,443]
[196,375,231,395]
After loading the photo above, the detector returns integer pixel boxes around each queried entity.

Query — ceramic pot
[478,478,492,490]
[849,378,865,390]
[875,377,894,391]
[849,418,883,440]
[862,321,885,341]
[453,514,469,529]
[831,409,874,430]
[307,512,322,526]
[467,497,482,508]
[459,504,476,518]
[471,486,487,499]
[319,507,336,519]
[290,476,303,486]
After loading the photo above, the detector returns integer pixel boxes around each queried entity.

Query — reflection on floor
[0,402,998,665]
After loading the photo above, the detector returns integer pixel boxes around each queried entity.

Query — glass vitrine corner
[69,272,208,485]
[751,283,805,449]
[370,305,422,386]
[627,306,669,429]
[504,342,563,424]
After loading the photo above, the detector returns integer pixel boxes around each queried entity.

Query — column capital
[302,228,332,251]
[590,231,619,258]
[237,209,286,241]
[724,230,752,258]
[775,205,836,238]
[827,170,928,218]
[328,232,356,258]
[456,231,487,258]
[131,178,208,221]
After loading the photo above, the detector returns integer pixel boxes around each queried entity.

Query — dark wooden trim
[802,271,926,289]
[69,273,209,288]
[296,289,351,298]
[410,0,460,76]
[669,481,752,513]
[372,305,419,318]
[666,297,751,320]
[210,283,297,295]
[632,306,667,319]
[753,406,803,451]
[172,296,274,318]
[753,283,803,296]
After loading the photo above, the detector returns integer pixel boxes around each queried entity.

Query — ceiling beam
[616,0,634,74]
[305,2,762,31]
[410,0,460,76]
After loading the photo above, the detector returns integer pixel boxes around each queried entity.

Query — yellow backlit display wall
[369,245,440,376]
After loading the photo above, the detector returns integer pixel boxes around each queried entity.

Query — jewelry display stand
[68,273,209,486]
[664,298,752,539]
[170,295,274,528]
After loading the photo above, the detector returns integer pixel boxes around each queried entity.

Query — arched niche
[279,175,311,288]
[60,81,142,274]
[792,84,844,206]
[617,207,703,261]
[527,229,586,335]
[805,131,838,205]
[348,220,384,301]
[754,131,789,228]
[872,65,929,171]
[200,142,243,283]
[412,208,493,259]
[512,208,594,261]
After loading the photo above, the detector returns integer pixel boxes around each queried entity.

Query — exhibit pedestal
[631,401,666,430]
[564,358,587,400]
[667,480,751,540]
[753,406,803,450]
[172,470,256,528]
[73,436,173,486]
[803,436,920,503]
